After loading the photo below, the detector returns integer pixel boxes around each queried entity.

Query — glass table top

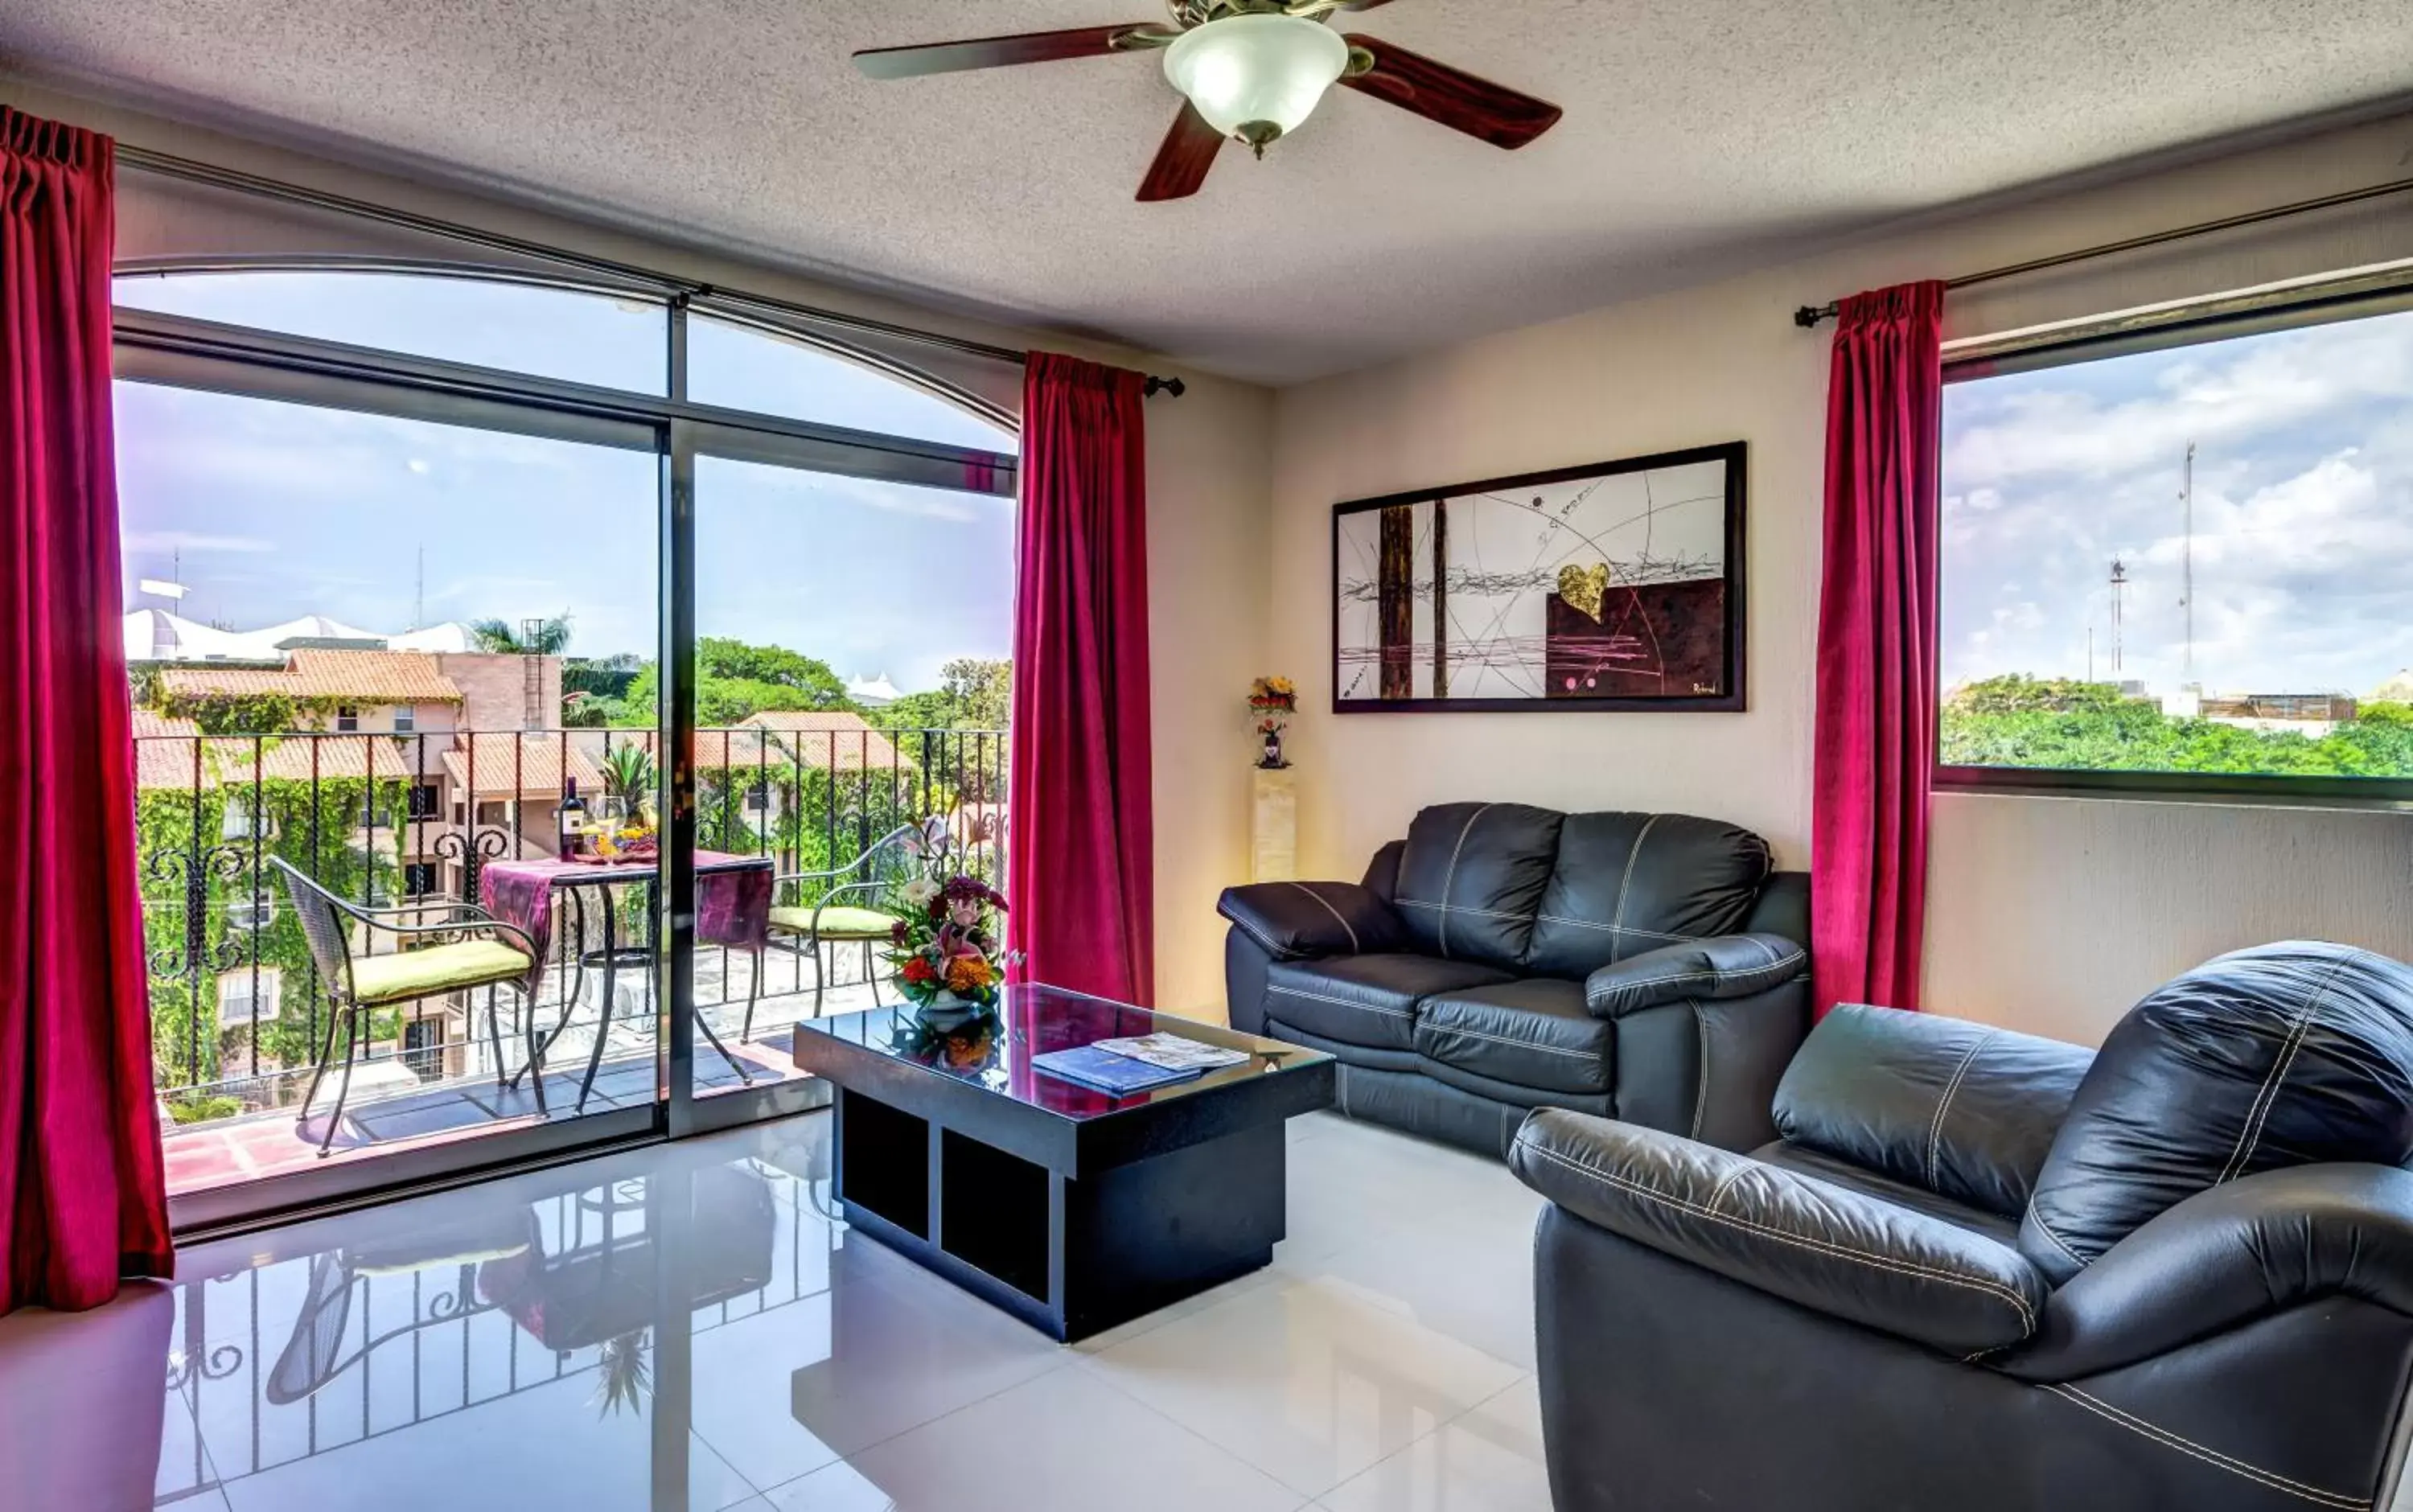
[795,983,1331,1120]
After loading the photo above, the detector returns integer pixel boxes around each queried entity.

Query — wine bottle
[557,778,586,857]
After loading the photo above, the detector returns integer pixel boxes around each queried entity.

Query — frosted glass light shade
[1163,14,1349,144]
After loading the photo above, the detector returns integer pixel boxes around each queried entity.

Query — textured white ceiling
[3,0,2410,384]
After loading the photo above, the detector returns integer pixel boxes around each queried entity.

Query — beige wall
[4,77,1271,1019]
[1270,109,2413,1048]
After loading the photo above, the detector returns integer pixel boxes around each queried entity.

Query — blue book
[1030,1045,1205,1097]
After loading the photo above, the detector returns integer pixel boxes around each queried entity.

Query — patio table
[483,850,775,1110]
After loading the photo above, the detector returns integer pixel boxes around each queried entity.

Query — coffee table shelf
[795,985,1334,1341]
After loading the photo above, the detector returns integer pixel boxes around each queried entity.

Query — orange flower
[944,954,993,993]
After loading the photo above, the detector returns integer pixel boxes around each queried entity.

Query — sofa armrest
[1216,881,1404,962]
[1584,933,1807,1018]
[1994,1163,2413,1379]
[1510,1108,2048,1354]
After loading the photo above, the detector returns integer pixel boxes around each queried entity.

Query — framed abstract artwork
[1330,441,1746,713]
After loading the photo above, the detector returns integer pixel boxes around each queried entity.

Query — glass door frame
[117,283,1018,1233]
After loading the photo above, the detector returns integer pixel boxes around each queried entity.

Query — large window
[114,253,1019,1219]
[1938,294,2413,796]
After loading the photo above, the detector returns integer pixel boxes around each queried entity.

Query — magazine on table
[1029,1046,1204,1096]
[1089,1032,1249,1072]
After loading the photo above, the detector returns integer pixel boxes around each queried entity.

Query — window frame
[1933,273,2413,811]
[113,251,1025,1230]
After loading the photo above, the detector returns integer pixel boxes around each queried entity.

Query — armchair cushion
[348,939,532,1007]
[1216,881,1406,961]
[1774,1005,2092,1220]
[1585,933,1807,1018]
[2000,1163,2413,1380]
[2021,941,2413,1284]
[768,903,894,941]
[1511,1108,2048,1354]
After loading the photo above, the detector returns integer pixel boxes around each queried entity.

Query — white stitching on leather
[1226,913,1293,959]
[2218,952,2353,1184]
[1605,815,1665,963]
[1286,882,1360,953]
[1586,951,1808,1012]
[1513,1136,2038,1332]
[1704,1160,1751,1216]
[1926,1032,1995,1191]
[1420,1018,1602,1060]
[1533,914,1699,941]
[1434,804,1496,961]
[1396,898,1526,921]
[2027,1213,2088,1266]
[2041,1385,2370,1509]
[1267,984,1409,1017]
[1689,1003,1711,1140]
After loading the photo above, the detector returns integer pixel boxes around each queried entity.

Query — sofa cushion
[1416,978,1611,1096]
[1264,953,1515,1054]
[1527,811,1773,978]
[1391,803,1564,971]
[2020,941,2413,1284]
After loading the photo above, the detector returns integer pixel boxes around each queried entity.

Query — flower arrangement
[882,823,1013,1014]
[1248,676,1297,770]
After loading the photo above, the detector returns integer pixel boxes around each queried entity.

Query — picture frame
[1330,441,1747,713]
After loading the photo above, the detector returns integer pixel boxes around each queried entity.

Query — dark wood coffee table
[791,984,1335,1341]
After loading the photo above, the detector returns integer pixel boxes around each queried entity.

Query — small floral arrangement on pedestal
[884,868,1012,1021]
[1248,676,1297,770]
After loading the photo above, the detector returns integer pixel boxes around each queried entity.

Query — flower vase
[906,990,986,1034]
[1260,728,1285,770]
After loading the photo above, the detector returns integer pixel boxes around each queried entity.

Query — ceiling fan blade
[1338,35,1562,149]
[1137,101,1226,202]
[854,25,1160,80]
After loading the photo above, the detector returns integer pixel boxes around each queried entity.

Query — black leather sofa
[1218,803,1811,1157]
[1511,940,2413,1512]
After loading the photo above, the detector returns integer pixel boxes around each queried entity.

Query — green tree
[610,639,858,728]
[470,614,574,655]
[1940,675,2413,779]
[873,658,1011,733]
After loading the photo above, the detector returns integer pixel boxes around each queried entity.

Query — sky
[112,271,1015,691]
[1940,304,2413,700]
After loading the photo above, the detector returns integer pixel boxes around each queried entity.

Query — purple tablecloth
[483,850,773,999]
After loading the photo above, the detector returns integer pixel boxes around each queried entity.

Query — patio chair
[271,857,545,1157]
[763,822,926,1029]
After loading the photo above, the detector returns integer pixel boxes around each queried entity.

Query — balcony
[137,724,1007,1196]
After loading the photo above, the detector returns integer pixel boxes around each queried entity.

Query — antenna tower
[2109,559,2130,677]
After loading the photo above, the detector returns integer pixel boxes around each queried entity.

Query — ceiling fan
[854,0,1564,202]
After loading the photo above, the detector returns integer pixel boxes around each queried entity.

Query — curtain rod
[1791,174,2413,329]
[113,143,1188,396]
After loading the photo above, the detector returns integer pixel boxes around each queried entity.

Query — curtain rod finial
[1794,304,1834,330]
[1144,374,1186,397]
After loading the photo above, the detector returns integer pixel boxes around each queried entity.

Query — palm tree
[469,614,573,655]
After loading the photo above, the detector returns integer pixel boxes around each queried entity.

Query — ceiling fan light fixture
[1163,14,1348,153]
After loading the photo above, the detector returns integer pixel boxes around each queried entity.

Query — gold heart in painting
[1332,442,1746,712]
[1556,562,1610,624]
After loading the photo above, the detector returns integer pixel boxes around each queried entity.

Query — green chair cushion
[348,939,532,1006]
[768,904,896,941]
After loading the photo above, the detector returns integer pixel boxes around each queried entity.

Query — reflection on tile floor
[0,1110,1551,1512]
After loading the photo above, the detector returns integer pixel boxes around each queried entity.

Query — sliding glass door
[111,266,1018,1229]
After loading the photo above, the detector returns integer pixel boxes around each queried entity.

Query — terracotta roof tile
[158,649,462,707]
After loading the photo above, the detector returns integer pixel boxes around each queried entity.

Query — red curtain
[1810,281,1946,1020]
[2,107,173,1313]
[1006,353,1155,1004]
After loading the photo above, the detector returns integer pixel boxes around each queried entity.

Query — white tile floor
[0,1107,1552,1512]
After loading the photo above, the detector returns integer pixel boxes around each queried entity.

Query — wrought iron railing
[135,725,1007,1128]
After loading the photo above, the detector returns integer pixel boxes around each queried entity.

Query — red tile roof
[158,649,462,706]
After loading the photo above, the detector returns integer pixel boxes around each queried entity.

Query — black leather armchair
[1513,941,2413,1512]
[1219,803,1810,1157]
